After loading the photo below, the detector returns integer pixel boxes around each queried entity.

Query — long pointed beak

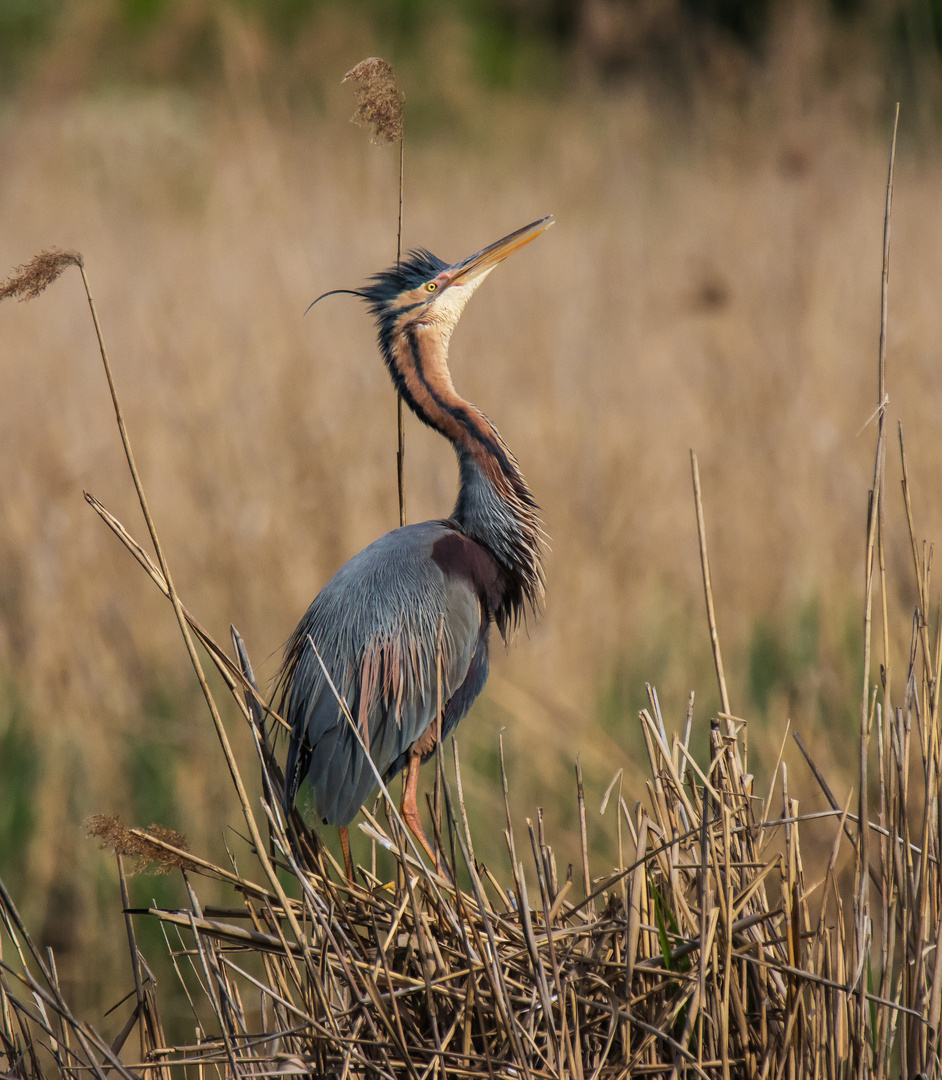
[437,215,554,290]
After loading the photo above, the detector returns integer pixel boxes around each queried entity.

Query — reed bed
[2,553,941,1078]
[3,106,942,1078]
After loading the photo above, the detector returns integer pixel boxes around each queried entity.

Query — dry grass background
[4,20,942,1019]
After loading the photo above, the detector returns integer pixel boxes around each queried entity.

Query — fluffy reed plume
[0,249,82,303]
[343,57,404,144]
[86,815,193,876]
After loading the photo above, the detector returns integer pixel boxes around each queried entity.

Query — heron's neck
[388,324,544,631]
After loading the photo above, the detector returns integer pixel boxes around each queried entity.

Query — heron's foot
[401,749,452,879]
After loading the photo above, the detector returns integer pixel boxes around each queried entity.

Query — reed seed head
[343,57,404,144]
[86,814,192,875]
[0,248,83,303]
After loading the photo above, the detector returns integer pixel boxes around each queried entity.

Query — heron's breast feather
[430,532,504,619]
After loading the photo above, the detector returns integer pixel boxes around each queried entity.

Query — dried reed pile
[2,114,942,1080]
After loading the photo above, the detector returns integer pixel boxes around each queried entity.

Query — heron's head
[308,216,554,363]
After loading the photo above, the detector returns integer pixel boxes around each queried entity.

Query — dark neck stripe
[381,342,424,419]
[376,301,425,342]
[403,325,515,477]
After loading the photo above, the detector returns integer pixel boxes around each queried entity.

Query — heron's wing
[281,520,491,827]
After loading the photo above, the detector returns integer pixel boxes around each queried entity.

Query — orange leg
[400,749,438,868]
[338,825,355,882]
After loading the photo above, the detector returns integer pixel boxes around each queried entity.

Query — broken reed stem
[115,854,146,1064]
[899,425,934,699]
[690,450,732,724]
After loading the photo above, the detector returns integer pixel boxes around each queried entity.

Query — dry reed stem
[343,55,408,526]
[76,259,310,958]
[690,451,732,729]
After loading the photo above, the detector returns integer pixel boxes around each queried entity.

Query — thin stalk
[396,135,407,527]
[690,450,733,727]
[76,265,311,968]
[856,101,898,1078]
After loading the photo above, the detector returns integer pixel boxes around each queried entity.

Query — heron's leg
[338,825,355,882]
[400,749,438,867]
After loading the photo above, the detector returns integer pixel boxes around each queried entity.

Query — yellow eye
[426,282,437,292]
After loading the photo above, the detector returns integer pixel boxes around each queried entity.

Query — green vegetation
[126,692,183,831]
[0,693,39,892]
[5,0,942,104]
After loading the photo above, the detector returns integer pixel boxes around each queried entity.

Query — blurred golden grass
[3,78,942,1009]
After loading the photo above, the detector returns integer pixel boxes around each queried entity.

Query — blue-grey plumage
[280,215,554,876]
[282,521,489,826]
